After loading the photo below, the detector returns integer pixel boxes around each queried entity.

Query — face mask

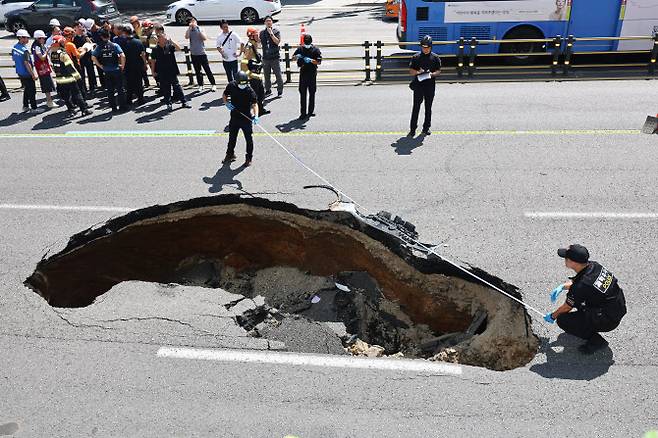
[237,84,247,89]
[303,44,311,49]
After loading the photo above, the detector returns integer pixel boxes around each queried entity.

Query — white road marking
[0,204,133,213]
[157,346,463,375]
[525,212,658,219]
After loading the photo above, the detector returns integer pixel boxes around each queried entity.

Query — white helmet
[16,29,30,37]
[49,18,60,26]
[33,29,46,38]
[78,17,86,25]
[84,18,95,29]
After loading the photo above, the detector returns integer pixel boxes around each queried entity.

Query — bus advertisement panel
[398,0,658,53]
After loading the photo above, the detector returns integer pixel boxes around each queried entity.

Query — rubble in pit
[218,266,442,358]
[24,194,539,370]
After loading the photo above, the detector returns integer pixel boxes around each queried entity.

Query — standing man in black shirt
[121,26,147,106]
[408,35,441,137]
[222,71,258,167]
[260,16,283,97]
[150,33,191,111]
[293,34,322,120]
[544,244,627,354]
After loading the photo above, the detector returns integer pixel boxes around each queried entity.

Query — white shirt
[215,31,242,62]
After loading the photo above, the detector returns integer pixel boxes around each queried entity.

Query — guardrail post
[468,37,477,78]
[457,37,465,78]
[649,33,658,75]
[283,43,292,83]
[375,40,383,81]
[183,45,194,86]
[563,35,574,75]
[551,35,562,76]
[364,40,371,81]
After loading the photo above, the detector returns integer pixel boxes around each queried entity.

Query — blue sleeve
[115,44,123,54]
[92,46,100,58]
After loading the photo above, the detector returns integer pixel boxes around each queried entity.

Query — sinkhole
[25,195,539,370]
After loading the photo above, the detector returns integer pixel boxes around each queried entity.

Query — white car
[166,0,281,25]
[0,0,33,25]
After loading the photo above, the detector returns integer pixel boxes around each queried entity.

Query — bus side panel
[567,0,621,52]
[618,0,658,50]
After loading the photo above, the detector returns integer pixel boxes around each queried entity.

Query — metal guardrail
[1,34,657,85]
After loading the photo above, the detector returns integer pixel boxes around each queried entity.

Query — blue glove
[304,57,312,64]
[226,102,235,111]
[295,54,303,60]
[543,312,555,324]
[252,115,259,124]
[550,284,564,303]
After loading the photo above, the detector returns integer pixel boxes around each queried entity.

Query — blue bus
[397,0,658,53]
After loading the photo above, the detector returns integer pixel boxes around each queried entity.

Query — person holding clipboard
[408,35,441,137]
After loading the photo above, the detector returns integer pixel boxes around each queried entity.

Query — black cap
[303,34,312,45]
[558,244,589,263]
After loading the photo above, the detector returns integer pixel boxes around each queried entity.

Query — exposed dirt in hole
[25,195,539,370]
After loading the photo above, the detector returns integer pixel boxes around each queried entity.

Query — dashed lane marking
[156,346,463,375]
[0,128,641,139]
[525,212,658,219]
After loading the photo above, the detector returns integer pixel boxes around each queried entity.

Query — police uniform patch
[593,266,613,294]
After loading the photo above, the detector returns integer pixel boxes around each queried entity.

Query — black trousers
[223,60,238,83]
[104,70,126,111]
[226,118,254,160]
[58,81,87,111]
[80,54,97,91]
[191,54,216,86]
[125,68,144,104]
[410,83,435,131]
[250,78,265,113]
[556,310,620,344]
[20,76,37,109]
[0,75,10,98]
[159,75,186,104]
[299,73,316,116]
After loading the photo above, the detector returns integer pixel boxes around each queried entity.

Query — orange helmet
[142,20,153,29]
[247,27,258,37]
[51,35,66,45]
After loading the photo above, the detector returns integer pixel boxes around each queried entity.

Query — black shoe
[82,108,93,116]
[243,159,252,167]
[166,104,173,111]
[0,95,10,101]
[309,113,316,117]
[407,130,416,137]
[298,114,307,120]
[277,91,283,97]
[181,102,191,109]
[578,337,609,355]
[66,108,77,117]
[137,99,146,105]
[421,129,431,136]
[264,90,272,96]
[261,109,271,115]
[222,154,237,164]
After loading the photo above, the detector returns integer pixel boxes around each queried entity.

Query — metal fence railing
[1,34,657,87]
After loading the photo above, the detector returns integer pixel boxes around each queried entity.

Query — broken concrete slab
[25,194,539,370]
[257,316,347,355]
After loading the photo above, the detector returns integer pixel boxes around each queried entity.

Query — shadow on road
[529,333,615,381]
[0,111,40,127]
[202,162,246,193]
[32,110,73,130]
[391,134,425,155]
[276,117,307,133]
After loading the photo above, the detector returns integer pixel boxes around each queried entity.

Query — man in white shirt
[216,20,243,82]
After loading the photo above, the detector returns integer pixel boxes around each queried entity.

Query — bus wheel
[500,27,545,65]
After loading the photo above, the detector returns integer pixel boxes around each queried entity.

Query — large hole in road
[25,195,538,370]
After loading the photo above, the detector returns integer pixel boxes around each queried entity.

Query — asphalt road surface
[1,79,657,437]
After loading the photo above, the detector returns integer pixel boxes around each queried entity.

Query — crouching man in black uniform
[408,35,441,137]
[222,71,259,167]
[544,244,627,354]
